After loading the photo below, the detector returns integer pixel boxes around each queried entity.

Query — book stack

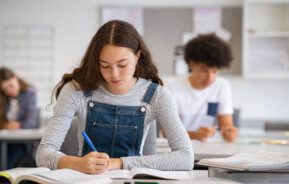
[198,151,289,183]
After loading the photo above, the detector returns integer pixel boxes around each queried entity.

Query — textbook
[101,167,191,180]
[0,167,112,184]
[0,167,191,184]
[198,151,289,171]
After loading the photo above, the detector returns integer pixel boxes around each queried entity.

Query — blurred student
[0,67,37,168]
[168,33,237,142]
[36,20,193,174]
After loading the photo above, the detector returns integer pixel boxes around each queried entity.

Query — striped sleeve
[121,86,194,170]
[36,83,81,169]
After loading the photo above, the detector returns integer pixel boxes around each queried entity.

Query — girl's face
[0,77,20,98]
[99,45,140,94]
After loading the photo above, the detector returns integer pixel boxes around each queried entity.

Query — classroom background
[1,0,288,128]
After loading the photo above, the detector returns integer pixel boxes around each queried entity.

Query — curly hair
[184,33,233,68]
[54,20,163,99]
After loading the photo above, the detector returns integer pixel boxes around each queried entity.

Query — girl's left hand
[106,158,123,170]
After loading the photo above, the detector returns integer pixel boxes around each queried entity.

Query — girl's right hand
[76,152,110,174]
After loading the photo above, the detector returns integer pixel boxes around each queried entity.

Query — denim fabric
[207,102,219,116]
[6,87,37,129]
[82,82,158,158]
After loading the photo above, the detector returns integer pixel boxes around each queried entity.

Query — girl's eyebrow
[99,59,127,64]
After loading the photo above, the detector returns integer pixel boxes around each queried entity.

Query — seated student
[0,67,37,168]
[168,33,237,142]
[36,20,194,174]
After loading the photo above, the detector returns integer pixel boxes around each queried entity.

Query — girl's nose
[110,66,119,77]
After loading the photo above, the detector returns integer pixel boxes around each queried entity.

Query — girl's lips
[111,80,123,84]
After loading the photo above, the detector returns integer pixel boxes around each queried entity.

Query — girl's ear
[136,50,141,61]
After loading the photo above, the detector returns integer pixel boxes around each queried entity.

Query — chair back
[60,118,79,156]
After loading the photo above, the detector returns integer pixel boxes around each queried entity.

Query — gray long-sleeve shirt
[36,78,194,170]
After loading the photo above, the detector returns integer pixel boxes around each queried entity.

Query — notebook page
[3,167,50,180]
[31,169,111,183]
[98,170,131,179]
[220,152,289,166]
[200,152,289,171]
[131,168,191,180]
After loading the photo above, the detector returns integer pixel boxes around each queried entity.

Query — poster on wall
[100,6,144,35]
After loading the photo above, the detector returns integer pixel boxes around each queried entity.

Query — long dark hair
[0,67,30,128]
[53,20,163,100]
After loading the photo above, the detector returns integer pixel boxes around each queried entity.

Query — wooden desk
[0,128,44,170]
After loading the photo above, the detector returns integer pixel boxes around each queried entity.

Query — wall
[0,0,288,122]
[227,76,289,121]
[144,7,243,75]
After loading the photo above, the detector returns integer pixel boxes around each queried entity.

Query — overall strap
[83,91,93,97]
[143,82,158,104]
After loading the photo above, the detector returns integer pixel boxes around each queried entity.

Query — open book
[198,151,289,171]
[0,167,191,184]
[0,167,112,184]
[101,167,191,180]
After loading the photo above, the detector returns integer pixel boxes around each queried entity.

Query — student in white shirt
[168,33,237,142]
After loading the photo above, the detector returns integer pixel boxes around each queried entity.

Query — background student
[0,67,37,168]
[168,33,237,142]
[36,20,194,174]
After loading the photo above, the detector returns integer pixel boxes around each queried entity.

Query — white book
[0,167,112,184]
[198,151,289,171]
[101,167,191,180]
[0,167,191,184]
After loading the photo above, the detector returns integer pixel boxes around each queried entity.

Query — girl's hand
[58,152,110,174]
[78,152,110,174]
[107,158,123,170]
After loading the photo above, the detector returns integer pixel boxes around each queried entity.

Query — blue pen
[82,131,97,151]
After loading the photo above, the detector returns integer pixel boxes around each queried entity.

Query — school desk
[157,129,289,161]
[0,128,44,170]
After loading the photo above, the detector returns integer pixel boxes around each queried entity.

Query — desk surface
[0,128,44,140]
[0,128,45,170]
[157,129,289,160]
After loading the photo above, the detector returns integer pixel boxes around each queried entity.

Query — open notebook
[0,167,111,184]
[102,167,191,180]
[198,151,289,171]
[0,167,191,184]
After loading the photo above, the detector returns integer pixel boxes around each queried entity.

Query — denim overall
[82,82,158,158]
